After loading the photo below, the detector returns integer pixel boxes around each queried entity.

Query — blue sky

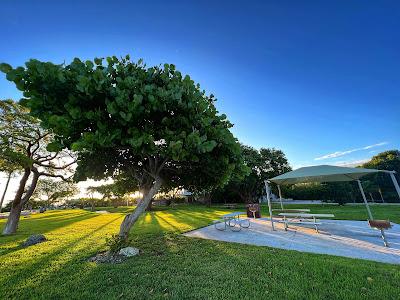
[1,0,399,169]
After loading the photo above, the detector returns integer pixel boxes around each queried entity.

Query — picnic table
[278,212,335,233]
[213,212,250,231]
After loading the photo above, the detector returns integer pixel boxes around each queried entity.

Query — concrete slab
[184,219,400,264]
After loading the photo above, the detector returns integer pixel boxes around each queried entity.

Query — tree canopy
[214,145,291,203]
[363,150,400,173]
[362,150,400,201]
[32,179,78,206]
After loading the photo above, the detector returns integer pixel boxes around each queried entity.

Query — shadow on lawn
[1,213,213,298]
[171,210,223,225]
[47,232,254,299]
[0,211,101,255]
[0,215,122,290]
[154,214,185,232]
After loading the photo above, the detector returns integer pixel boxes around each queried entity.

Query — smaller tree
[0,100,76,234]
[87,184,115,201]
[32,179,78,208]
[0,158,20,212]
[86,186,99,211]
[216,145,291,203]
[362,150,400,201]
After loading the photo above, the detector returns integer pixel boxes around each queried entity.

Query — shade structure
[269,165,382,185]
[265,164,398,247]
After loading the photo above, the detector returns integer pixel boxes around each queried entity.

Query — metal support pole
[369,192,374,203]
[378,188,384,203]
[380,229,389,247]
[358,181,389,247]
[357,180,373,220]
[264,180,275,231]
[277,185,284,210]
[389,171,400,200]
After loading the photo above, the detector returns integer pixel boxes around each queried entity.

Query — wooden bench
[223,203,238,209]
[278,213,335,233]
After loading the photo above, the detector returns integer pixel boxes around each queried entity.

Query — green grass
[0,204,399,299]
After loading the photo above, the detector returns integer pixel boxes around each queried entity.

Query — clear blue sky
[1,0,399,168]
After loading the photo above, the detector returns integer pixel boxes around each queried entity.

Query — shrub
[105,234,130,254]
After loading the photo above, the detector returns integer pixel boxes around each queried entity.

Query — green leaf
[128,137,143,148]
[6,70,17,81]
[119,111,132,121]
[94,57,102,65]
[0,63,12,73]
[201,140,217,153]
[133,94,143,105]
[46,141,63,152]
[106,102,117,115]
[85,60,94,69]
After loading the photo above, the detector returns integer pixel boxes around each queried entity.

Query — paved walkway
[184,218,400,264]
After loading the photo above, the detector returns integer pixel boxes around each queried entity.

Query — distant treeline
[211,150,400,205]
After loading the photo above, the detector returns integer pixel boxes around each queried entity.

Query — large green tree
[1,56,244,240]
[0,100,75,234]
[216,145,291,203]
[363,150,400,173]
[362,150,400,201]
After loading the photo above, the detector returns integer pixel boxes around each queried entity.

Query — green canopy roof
[269,165,382,185]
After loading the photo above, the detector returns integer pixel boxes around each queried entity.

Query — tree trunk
[145,199,153,211]
[119,177,162,240]
[2,202,23,234]
[21,171,40,205]
[206,193,212,208]
[0,172,12,213]
[2,169,31,235]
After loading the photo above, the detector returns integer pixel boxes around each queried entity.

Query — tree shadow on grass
[37,231,265,299]
[0,215,122,291]
[153,213,183,232]
[169,210,222,227]
[24,209,89,219]
[0,210,100,251]
[4,213,207,298]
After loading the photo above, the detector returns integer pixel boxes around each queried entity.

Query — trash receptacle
[246,203,261,218]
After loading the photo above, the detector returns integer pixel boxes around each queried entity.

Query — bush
[105,234,130,254]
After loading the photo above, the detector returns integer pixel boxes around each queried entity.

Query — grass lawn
[0,204,399,299]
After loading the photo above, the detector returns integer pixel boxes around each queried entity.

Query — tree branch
[36,152,60,163]
[38,172,72,182]
[35,160,76,170]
